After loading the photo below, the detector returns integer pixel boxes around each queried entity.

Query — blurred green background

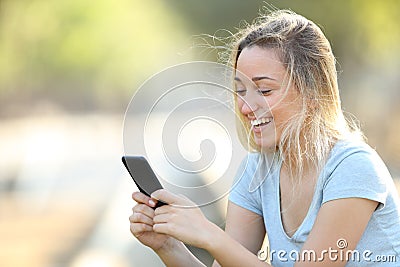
[0,0,399,266]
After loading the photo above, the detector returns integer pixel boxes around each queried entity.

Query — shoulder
[229,152,266,215]
[320,139,393,207]
[234,152,265,179]
[328,139,378,163]
[324,139,391,179]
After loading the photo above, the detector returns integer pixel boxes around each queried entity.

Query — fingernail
[149,199,155,206]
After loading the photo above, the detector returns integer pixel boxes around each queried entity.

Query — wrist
[201,221,225,251]
[154,236,178,254]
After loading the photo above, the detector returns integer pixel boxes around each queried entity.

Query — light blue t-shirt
[229,140,400,266]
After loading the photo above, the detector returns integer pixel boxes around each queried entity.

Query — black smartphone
[122,156,167,208]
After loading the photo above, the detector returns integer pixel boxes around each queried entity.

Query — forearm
[155,238,206,267]
[206,223,271,267]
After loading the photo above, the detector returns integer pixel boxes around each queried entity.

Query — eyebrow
[234,76,277,82]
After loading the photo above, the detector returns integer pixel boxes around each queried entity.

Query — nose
[240,94,259,115]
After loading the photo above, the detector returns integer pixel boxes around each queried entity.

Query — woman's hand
[151,189,220,250]
[129,192,172,252]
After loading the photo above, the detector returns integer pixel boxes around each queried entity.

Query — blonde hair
[225,10,363,184]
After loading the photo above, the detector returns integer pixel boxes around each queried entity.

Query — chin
[254,138,276,151]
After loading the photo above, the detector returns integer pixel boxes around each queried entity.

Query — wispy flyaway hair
[224,9,363,184]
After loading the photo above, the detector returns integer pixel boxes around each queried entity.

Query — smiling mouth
[250,117,273,127]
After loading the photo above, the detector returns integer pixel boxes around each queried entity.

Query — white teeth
[251,117,272,126]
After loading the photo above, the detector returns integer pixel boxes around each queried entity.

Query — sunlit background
[1,0,399,266]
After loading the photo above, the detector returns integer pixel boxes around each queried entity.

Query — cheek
[236,98,245,111]
[263,95,280,113]
[271,101,302,127]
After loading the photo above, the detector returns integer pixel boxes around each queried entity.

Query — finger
[153,222,173,236]
[130,222,153,235]
[151,189,185,205]
[132,204,155,219]
[153,213,171,224]
[132,191,156,208]
[153,203,172,215]
[129,212,154,226]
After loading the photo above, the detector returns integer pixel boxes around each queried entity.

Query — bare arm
[130,192,205,267]
[149,191,378,266]
[151,190,272,267]
[212,201,266,266]
[295,198,378,267]
[155,238,206,267]
[208,198,377,267]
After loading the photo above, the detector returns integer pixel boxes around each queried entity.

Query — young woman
[129,10,400,266]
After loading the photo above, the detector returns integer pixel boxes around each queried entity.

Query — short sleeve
[322,148,390,210]
[229,153,263,215]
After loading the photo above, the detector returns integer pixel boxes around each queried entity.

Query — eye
[257,89,272,96]
[235,89,247,96]
[234,82,246,96]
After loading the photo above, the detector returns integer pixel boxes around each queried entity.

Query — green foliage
[0,0,399,111]
[167,0,400,64]
[0,0,190,108]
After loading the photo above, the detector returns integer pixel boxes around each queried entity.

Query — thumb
[151,189,182,205]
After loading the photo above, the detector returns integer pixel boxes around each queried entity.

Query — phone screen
[122,156,166,207]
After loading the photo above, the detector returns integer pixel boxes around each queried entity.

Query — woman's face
[235,46,302,150]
